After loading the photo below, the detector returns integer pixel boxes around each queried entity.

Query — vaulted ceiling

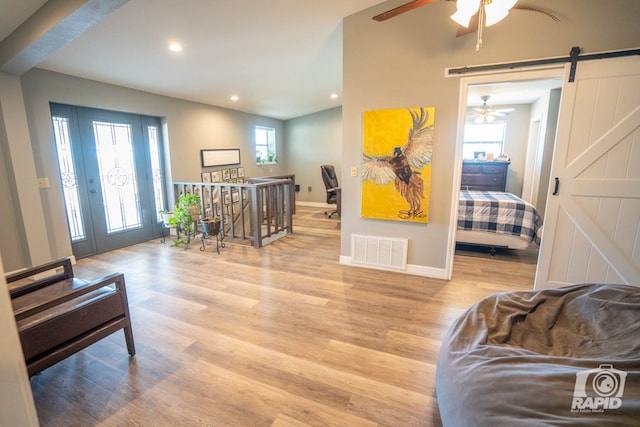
[0,0,383,120]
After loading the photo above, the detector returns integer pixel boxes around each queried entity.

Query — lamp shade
[485,0,518,26]
[450,0,480,27]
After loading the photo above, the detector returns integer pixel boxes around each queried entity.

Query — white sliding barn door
[535,55,640,289]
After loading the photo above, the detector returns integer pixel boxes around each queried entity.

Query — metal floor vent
[351,234,408,270]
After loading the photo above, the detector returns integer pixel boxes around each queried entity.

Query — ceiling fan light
[498,0,519,10]
[485,6,509,27]
[451,10,474,27]
[485,0,518,26]
[457,0,481,14]
[484,5,509,26]
[451,0,480,27]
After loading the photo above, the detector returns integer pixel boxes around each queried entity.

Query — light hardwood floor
[29,206,536,426]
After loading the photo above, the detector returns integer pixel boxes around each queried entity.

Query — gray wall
[501,104,532,197]
[11,69,287,267]
[1,67,341,271]
[0,72,49,270]
[284,107,342,204]
[342,0,640,272]
[0,102,28,271]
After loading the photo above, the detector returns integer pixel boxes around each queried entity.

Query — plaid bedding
[458,191,543,245]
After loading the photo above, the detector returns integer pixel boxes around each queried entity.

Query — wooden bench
[6,257,135,376]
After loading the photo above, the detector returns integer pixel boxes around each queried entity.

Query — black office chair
[321,165,340,218]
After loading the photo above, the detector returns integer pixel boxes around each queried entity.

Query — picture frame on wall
[230,168,238,179]
[201,172,211,182]
[211,171,221,182]
[361,106,434,224]
[200,148,241,167]
[222,169,230,181]
[237,167,245,178]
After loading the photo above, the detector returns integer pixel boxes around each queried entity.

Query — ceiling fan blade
[513,5,560,22]
[372,0,438,22]
[455,11,479,37]
[496,107,517,113]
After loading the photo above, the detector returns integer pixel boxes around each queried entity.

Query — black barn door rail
[447,46,640,82]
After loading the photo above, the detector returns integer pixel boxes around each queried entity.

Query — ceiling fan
[470,95,516,123]
[373,0,559,51]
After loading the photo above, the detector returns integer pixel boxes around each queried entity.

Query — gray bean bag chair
[436,283,640,426]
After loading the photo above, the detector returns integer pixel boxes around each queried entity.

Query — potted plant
[167,192,201,246]
[200,216,222,237]
[256,150,278,164]
[159,209,174,226]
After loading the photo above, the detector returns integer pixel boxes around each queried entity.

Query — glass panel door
[51,104,166,258]
[93,120,144,233]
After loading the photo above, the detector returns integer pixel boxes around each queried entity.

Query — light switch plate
[350,166,358,177]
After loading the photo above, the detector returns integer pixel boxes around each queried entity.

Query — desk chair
[321,165,341,218]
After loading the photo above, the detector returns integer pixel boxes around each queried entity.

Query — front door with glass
[51,104,167,258]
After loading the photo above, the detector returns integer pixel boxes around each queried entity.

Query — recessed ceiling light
[330,93,339,99]
[169,42,183,52]
[230,95,239,101]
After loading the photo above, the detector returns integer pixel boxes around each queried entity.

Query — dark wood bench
[6,257,135,376]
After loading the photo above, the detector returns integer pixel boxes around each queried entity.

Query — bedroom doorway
[449,67,565,284]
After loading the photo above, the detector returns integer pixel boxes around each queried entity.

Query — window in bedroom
[255,126,277,164]
[462,122,506,160]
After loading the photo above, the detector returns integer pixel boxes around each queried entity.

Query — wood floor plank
[27,205,535,426]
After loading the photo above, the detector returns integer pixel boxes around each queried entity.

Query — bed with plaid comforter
[458,191,543,245]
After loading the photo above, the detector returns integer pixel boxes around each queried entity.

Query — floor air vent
[351,234,408,270]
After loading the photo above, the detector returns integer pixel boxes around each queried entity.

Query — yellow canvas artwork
[361,107,434,223]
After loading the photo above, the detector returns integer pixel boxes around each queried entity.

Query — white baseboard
[339,255,448,279]
[296,201,332,208]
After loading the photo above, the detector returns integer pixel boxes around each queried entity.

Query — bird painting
[361,107,434,222]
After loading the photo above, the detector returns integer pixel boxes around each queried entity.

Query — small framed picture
[211,171,221,182]
[201,172,211,182]
[474,151,487,161]
[237,167,245,178]
[230,168,238,179]
[222,169,230,181]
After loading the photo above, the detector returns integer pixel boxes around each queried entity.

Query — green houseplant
[167,192,201,246]
[256,149,278,164]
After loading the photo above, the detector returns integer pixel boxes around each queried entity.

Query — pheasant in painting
[362,108,434,219]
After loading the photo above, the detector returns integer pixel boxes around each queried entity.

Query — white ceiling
[0,0,384,120]
[1,0,563,120]
[467,78,563,107]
